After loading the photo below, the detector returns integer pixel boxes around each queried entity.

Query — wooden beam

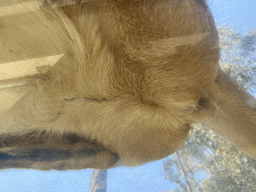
[0,1,42,17]
[0,54,63,111]
[0,54,64,81]
[0,86,30,111]
[0,0,93,18]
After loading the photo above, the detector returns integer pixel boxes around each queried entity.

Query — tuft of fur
[0,0,255,169]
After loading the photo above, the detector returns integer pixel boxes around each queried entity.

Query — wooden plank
[0,86,30,111]
[0,54,64,81]
[0,0,92,28]
[0,1,42,17]
[0,54,63,111]
[0,2,66,111]
[0,0,93,18]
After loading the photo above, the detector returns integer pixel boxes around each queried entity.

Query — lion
[0,0,255,170]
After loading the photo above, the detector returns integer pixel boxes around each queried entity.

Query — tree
[163,25,256,192]
[89,170,108,192]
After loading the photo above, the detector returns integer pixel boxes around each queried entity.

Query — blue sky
[208,0,256,34]
[0,0,256,191]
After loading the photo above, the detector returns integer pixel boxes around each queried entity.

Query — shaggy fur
[0,0,255,170]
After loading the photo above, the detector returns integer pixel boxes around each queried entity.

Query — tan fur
[0,0,255,170]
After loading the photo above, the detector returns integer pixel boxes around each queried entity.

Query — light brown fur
[0,0,255,170]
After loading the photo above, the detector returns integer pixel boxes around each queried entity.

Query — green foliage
[218,25,256,92]
[163,26,256,192]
